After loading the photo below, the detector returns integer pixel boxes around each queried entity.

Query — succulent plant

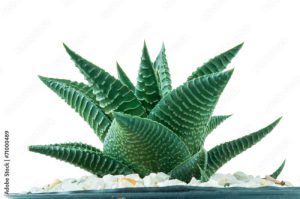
[29,42,282,183]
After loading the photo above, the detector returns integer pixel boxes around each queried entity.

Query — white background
[1,0,300,193]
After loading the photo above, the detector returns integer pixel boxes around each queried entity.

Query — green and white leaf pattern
[168,150,204,183]
[271,160,286,179]
[29,143,133,177]
[30,42,285,183]
[39,76,111,141]
[63,44,146,117]
[187,43,243,81]
[205,117,282,178]
[135,42,161,112]
[154,43,172,97]
[198,115,232,148]
[103,112,190,176]
[116,62,135,92]
[149,70,234,153]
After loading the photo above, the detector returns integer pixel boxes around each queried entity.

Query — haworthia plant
[29,42,285,183]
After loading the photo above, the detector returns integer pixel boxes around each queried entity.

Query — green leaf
[270,160,286,179]
[103,112,191,176]
[135,42,161,112]
[199,168,210,182]
[198,148,208,172]
[197,149,209,182]
[187,43,243,81]
[198,115,232,147]
[148,70,234,153]
[116,62,135,92]
[63,44,146,118]
[39,76,111,141]
[154,43,172,97]
[168,150,203,183]
[29,143,134,177]
[169,148,207,182]
[205,117,282,178]
[51,142,102,154]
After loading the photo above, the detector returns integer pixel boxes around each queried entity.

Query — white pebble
[28,171,293,193]
[158,179,187,187]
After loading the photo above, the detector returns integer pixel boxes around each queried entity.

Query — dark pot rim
[8,185,300,199]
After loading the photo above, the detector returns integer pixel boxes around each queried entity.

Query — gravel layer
[29,171,292,193]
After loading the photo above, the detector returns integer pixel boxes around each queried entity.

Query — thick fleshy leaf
[199,168,210,182]
[205,117,282,178]
[148,70,234,153]
[198,115,232,148]
[39,76,111,141]
[51,142,102,154]
[198,148,208,172]
[271,160,286,179]
[63,44,146,117]
[135,42,161,112]
[103,112,191,176]
[169,148,207,182]
[29,143,133,177]
[154,43,172,97]
[197,149,209,182]
[116,62,135,92]
[187,43,243,81]
[168,152,202,183]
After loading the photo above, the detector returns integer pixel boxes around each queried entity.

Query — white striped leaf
[116,62,135,92]
[205,117,282,178]
[63,44,146,117]
[29,143,134,177]
[198,115,232,148]
[103,112,191,176]
[135,42,161,113]
[39,76,111,141]
[187,43,243,81]
[270,160,286,179]
[154,43,172,97]
[169,148,207,182]
[148,70,234,154]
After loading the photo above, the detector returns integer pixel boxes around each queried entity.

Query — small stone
[29,187,45,193]
[27,171,294,192]
[259,178,274,186]
[60,178,82,191]
[234,171,251,182]
[188,177,201,186]
[125,174,142,181]
[143,172,170,187]
[77,176,88,183]
[80,176,103,190]
[118,177,137,188]
[158,179,186,187]
[48,179,62,189]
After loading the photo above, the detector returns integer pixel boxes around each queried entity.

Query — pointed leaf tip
[62,43,69,52]
[225,68,234,77]
[38,75,46,81]
[205,116,283,177]
[273,116,282,126]
[62,43,76,58]
[38,75,51,85]
[271,159,286,179]
[236,42,244,50]
[113,112,130,127]
[142,41,149,53]
[228,43,244,54]
[161,42,166,50]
